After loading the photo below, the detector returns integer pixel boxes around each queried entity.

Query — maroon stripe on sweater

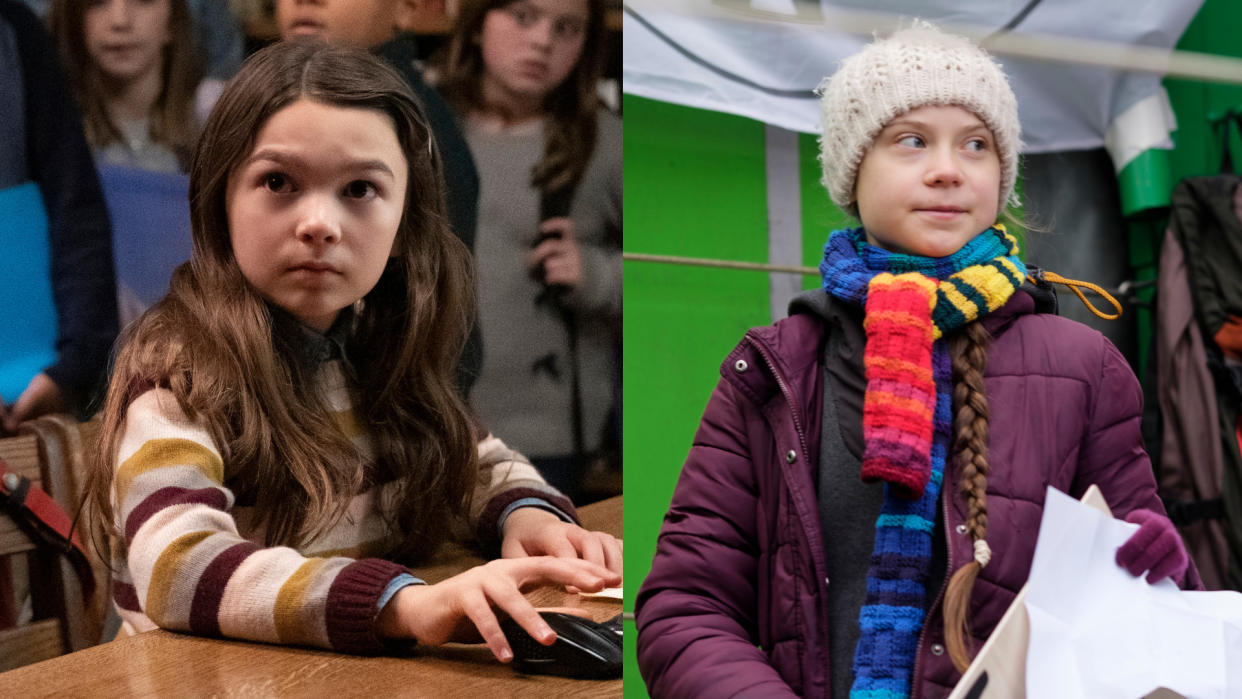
[189,541,259,636]
[325,558,409,654]
[124,486,229,543]
[476,487,579,553]
[113,580,141,611]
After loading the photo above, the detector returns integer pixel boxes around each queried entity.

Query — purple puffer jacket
[635,290,1202,699]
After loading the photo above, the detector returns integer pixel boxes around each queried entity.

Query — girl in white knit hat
[636,22,1199,699]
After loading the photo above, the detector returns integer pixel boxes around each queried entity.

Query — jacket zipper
[749,335,810,465]
[747,332,827,686]
[911,492,954,699]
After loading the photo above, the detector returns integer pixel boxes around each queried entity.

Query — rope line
[625,253,1128,318]
[623,252,818,275]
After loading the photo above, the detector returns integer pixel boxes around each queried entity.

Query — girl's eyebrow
[884,117,991,136]
[241,148,396,178]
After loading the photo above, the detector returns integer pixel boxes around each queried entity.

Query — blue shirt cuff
[498,497,574,536]
[376,573,424,611]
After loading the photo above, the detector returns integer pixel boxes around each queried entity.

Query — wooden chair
[0,415,106,672]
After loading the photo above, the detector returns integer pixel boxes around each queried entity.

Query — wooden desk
[0,497,622,698]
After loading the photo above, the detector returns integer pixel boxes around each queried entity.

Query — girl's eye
[965,138,989,152]
[553,17,585,40]
[264,173,291,193]
[897,135,925,148]
[343,180,377,199]
[508,5,536,26]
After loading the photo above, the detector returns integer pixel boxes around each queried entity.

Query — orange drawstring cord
[1030,271,1124,320]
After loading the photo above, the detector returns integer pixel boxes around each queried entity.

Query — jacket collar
[268,303,353,367]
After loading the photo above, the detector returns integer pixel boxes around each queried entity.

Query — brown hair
[437,0,606,194]
[85,41,479,562]
[48,0,200,166]
[942,320,993,671]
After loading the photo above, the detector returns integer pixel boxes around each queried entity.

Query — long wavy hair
[437,0,606,194]
[85,41,479,563]
[48,0,200,166]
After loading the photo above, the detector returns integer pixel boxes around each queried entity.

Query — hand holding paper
[1115,508,1190,584]
[1024,487,1242,698]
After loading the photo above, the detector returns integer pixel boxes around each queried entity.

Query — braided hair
[942,320,993,672]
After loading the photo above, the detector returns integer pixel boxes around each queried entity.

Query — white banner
[623,0,1204,165]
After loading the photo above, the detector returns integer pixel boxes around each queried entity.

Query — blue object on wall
[0,182,57,405]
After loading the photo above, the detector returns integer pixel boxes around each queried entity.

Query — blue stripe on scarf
[875,514,935,533]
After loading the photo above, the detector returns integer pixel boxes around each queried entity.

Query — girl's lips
[290,262,339,274]
[518,59,549,77]
[917,207,966,220]
[287,21,323,36]
[101,43,142,54]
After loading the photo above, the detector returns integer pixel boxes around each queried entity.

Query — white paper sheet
[577,586,623,600]
[1024,487,1242,698]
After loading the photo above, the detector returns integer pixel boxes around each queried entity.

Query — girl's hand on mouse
[528,218,582,289]
[375,556,619,662]
[500,507,623,577]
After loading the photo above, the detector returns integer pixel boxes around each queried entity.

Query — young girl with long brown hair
[49,0,199,172]
[85,40,620,662]
[436,0,620,500]
[635,24,1199,698]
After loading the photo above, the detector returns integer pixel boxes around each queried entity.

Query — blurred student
[437,0,621,501]
[48,0,199,172]
[48,0,203,326]
[0,0,119,432]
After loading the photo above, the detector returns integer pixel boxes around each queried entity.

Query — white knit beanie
[817,22,1022,213]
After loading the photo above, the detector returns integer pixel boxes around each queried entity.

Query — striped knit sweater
[109,359,576,654]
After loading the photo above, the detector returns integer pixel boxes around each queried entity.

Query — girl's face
[226,98,409,331]
[84,0,172,85]
[478,0,588,109]
[854,105,1001,258]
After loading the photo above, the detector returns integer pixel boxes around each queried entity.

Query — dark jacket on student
[0,0,119,415]
[374,33,482,395]
[635,286,1202,699]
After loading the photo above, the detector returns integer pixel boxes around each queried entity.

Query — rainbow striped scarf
[819,226,1025,698]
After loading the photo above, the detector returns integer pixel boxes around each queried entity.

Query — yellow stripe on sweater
[145,529,213,625]
[116,438,224,505]
[274,557,329,646]
[305,537,389,560]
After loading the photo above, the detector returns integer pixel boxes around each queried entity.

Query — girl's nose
[529,19,555,48]
[924,148,964,187]
[294,197,341,245]
[107,0,133,26]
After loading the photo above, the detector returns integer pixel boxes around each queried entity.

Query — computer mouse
[499,611,622,680]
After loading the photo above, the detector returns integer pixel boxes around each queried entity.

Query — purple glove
[1114,509,1188,584]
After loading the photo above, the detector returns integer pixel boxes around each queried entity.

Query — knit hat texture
[817,22,1021,213]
